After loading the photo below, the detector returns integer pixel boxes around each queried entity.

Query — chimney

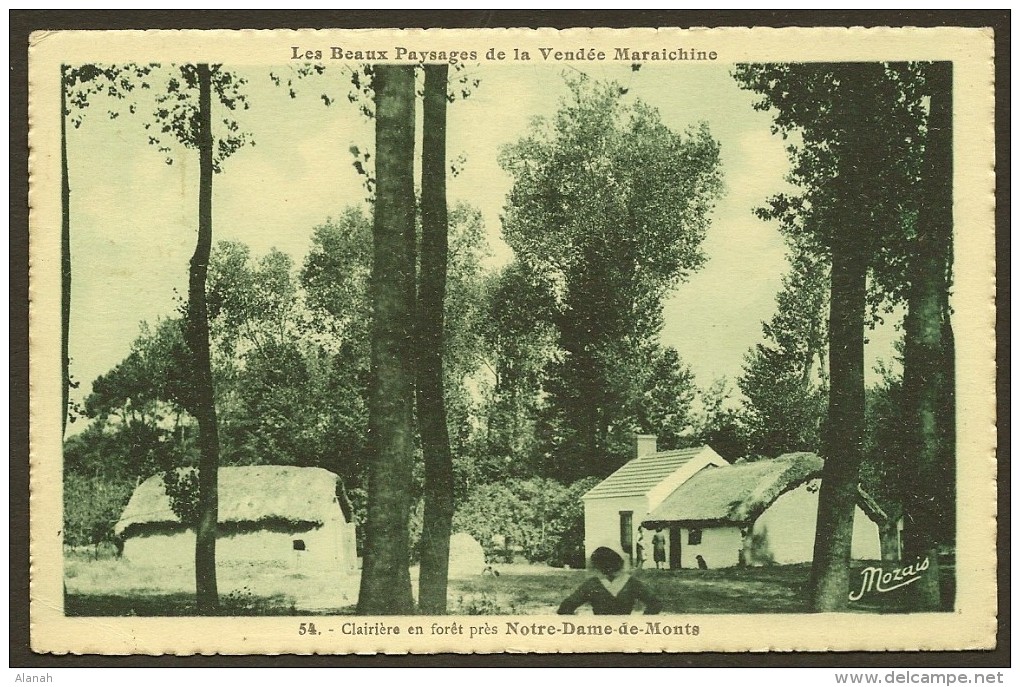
[634,434,657,459]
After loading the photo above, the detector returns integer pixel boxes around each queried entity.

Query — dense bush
[452,477,557,563]
[452,476,599,567]
[546,476,601,568]
[63,472,135,549]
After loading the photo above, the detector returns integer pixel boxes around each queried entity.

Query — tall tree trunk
[61,65,70,437]
[902,61,953,612]
[357,64,417,615]
[191,63,219,614]
[810,242,867,611]
[417,64,454,615]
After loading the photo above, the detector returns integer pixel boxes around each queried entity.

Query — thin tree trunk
[357,64,417,615]
[61,65,71,437]
[810,242,867,611]
[879,519,901,561]
[940,291,956,545]
[417,64,454,615]
[902,61,953,612]
[191,63,219,614]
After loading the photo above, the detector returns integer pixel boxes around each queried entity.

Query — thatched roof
[854,483,890,524]
[114,466,349,538]
[642,452,824,527]
[583,446,712,500]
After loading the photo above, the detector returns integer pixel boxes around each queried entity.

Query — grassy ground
[64,551,359,615]
[64,552,954,617]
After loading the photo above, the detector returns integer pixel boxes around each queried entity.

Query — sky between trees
[66,61,899,423]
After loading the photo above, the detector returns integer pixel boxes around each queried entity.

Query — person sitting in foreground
[557,546,662,615]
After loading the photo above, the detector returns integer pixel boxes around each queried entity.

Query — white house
[641,452,889,569]
[114,465,358,573]
[581,437,727,565]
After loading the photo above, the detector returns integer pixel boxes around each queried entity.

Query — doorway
[669,525,681,570]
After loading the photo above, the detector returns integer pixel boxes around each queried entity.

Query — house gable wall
[583,494,648,564]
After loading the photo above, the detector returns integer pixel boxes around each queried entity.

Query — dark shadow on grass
[450,563,956,616]
[64,562,955,616]
[65,591,300,616]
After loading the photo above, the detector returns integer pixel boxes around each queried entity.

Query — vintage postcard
[27,25,997,655]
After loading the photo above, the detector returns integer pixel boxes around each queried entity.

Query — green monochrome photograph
[25,24,999,656]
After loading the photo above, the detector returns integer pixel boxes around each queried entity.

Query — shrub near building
[453,476,599,567]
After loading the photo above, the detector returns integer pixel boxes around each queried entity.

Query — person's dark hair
[590,547,624,576]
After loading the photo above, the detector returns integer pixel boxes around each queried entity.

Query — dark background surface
[9,9,1010,668]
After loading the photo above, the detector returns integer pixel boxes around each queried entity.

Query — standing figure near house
[558,547,662,616]
[652,528,667,570]
[696,554,708,570]
[635,529,646,569]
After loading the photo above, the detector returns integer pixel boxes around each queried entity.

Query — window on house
[687,528,703,546]
[619,511,634,555]
[293,539,306,551]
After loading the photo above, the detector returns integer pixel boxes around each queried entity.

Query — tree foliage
[734,63,926,313]
[740,241,829,457]
[470,262,558,480]
[500,75,723,479]
[634,346,699,452]
[63,64,157,128]
[860,359,908,523]
[208,242,298,358]
[451,476,600,568]
[68,200,491,543]
[145,64,252,171]
[301,208,374,354]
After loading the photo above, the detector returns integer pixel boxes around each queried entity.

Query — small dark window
[293,539,306,551]
[619,511,634,555]
[687,528,702,546]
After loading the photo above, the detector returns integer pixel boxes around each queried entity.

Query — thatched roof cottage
[581,437,727,566]
[114,466,358,572]
[641,452,889,569]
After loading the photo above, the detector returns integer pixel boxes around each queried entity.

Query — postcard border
[12,9,1010,668]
